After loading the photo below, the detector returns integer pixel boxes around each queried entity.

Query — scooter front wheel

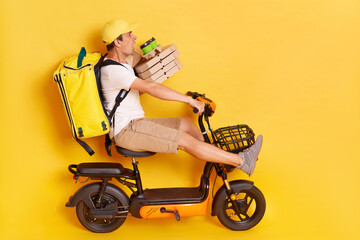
[214,183,266,230]
[76,192,126,233]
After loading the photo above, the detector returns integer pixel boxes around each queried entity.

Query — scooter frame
[66,92,266,232]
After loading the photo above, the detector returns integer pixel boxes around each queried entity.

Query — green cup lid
[140,42,150,49]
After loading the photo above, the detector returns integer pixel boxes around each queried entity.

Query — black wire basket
[213,124,255,153]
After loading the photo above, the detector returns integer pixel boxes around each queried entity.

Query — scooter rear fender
[211,180,254,216]
[66,182,130,209]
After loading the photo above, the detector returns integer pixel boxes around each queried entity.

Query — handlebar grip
[186,91,199,99]
[193,108,199,114]
[186,91,194,96]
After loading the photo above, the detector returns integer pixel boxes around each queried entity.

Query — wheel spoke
[228,199,245,221]
[236,212,244,221]
[230,204,243,221]
[244,193,249,203]
[247,196,254,207]
[241,193,254,218]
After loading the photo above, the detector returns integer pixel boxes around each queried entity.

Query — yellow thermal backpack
[53,47,129,156]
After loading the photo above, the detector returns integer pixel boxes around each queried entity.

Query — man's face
[117,31,137,55]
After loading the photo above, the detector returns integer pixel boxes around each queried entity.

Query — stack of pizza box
[134,44,183,83]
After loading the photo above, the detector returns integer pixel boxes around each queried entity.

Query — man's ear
[114,39,122,47]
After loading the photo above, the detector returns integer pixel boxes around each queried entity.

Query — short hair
[106,34,123,51]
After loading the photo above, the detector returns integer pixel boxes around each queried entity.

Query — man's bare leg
[179,117,204,141]
[178,132,242,166]
[178,132,263,176]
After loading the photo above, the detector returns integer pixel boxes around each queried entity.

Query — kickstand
[160,207,181,221]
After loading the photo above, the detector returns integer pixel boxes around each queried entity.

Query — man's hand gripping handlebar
[186,91,216,117]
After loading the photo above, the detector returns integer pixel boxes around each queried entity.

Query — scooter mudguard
[211,180,254,216]
[66,182,130,208]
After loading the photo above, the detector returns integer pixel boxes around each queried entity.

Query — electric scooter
[65,91,266,233]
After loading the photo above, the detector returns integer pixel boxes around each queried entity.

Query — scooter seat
[77,162,124,175]
[115,146,156,158]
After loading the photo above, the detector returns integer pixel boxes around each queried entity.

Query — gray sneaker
[237,135,263,176]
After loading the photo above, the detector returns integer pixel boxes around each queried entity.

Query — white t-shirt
[101,59,145,138]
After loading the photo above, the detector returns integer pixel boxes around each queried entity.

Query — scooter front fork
[217,165,242,215]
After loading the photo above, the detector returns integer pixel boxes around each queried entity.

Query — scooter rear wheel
[215,184,266,230]
[76,193,126,233]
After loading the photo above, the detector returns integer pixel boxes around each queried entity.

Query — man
[101,19,263,176]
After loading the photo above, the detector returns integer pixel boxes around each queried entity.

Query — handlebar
[186,91,202,99]
[186,91,201,113]
[186,91,216,117]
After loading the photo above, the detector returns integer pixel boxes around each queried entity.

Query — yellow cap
[102,19,137,44]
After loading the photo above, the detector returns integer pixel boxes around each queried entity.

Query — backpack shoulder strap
[99,58,131,120]
[100,58,131,156]
[109,89,130,119]
[102,58,125,67]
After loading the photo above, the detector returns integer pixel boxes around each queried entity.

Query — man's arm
[130,78,205,114]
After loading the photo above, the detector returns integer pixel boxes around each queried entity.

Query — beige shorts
[114,117,182,154]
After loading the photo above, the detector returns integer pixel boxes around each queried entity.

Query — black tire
[215,184,266,230]
[76,192,127,233]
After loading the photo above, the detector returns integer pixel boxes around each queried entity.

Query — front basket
[213,124,255,153]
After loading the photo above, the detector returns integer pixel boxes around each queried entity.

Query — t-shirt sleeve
[108,65,137,90]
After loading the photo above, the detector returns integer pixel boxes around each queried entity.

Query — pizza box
[138,50,180,79]
[134,44,178,74]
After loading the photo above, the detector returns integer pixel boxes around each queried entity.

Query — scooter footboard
[66,182,130,208]
[139,197,210,219]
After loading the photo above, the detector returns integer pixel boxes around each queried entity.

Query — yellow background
[1,0,359,239]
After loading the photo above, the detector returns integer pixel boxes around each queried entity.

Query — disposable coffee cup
[141,42,153,54]
[149,37,158,49]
